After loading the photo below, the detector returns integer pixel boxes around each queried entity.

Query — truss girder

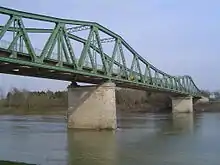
[0,7,201,97]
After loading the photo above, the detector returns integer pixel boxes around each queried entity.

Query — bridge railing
[0,39,122,74]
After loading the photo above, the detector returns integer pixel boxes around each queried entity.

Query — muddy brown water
[0,112,220,165]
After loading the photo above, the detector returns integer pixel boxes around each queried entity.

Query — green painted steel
[0,7,201,97]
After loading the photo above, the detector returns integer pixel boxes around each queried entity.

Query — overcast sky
[0,0,219,93]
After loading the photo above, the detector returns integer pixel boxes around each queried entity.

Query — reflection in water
[67,130,117,165]
[153,113,196,135]
[172,113,195,133]
[1,113,220,165]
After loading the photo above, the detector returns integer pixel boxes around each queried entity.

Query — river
[0,112,220,165]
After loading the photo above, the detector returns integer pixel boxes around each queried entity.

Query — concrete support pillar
[171,96,193,113]
[67,82,117,130]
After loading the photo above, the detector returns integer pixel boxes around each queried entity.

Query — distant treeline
[0,88,68,110]
[0,87,218,114]
[200,90,220,100]
[0,87,151,110]
[0,87,168,111]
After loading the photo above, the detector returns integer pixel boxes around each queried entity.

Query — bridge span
[0,7,205,129]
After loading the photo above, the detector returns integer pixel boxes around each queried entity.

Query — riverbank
[0,88,171,115]
[1,102,219,116]
[0,88,68,115]
[0,87,219,115]
[194,101,220,112]
[0,106,66,115]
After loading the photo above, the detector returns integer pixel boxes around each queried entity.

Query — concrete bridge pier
[67,82,117,130]
[171,96,193,113]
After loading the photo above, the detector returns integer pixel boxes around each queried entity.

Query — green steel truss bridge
[0,7,201,97]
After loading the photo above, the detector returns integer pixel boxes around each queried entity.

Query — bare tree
[0,87,4,99]
[22,89,30,110]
